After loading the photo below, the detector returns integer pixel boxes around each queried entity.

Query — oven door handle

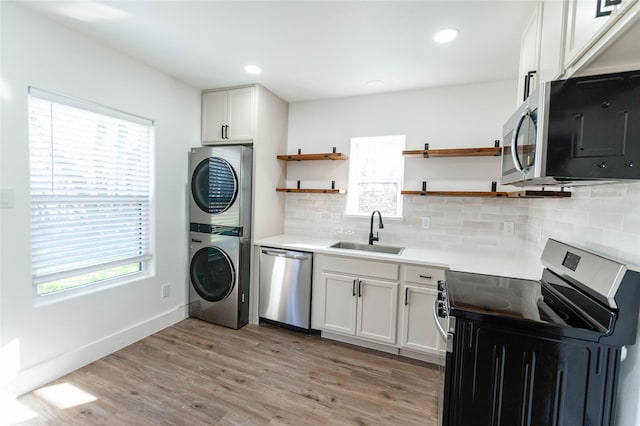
[432,298,448,341]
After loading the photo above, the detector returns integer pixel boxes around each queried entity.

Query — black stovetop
[444,269,612,334]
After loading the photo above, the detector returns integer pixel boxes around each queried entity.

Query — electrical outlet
[161,284,171,299]
[503,221,515,236]
[0,188,14,208]
[421,217,431,229]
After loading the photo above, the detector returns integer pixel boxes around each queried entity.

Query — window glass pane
[357,182,399,215]
[346,135,405,217]
[28,88,152,295]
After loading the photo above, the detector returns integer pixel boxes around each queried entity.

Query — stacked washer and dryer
[188,145,252,329]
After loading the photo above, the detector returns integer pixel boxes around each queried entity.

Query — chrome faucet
[369,210,384,245]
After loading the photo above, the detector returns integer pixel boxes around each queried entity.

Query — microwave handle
[511,108,529,174]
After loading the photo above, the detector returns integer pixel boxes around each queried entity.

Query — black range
[437,239,640,426]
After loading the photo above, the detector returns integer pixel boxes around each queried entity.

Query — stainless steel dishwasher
[259,247,312,330]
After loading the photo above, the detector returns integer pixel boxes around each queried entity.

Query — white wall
[285,79,640,425]
[0,3,200,396]
[285,80,529,255]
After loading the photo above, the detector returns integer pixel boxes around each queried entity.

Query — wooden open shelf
[277,152,348,161]
[402,147,502,158]
[401,190,571,198]
[276,188,346,194]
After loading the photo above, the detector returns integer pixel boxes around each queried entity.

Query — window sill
[33,270,152,307]
[343,212,404,221]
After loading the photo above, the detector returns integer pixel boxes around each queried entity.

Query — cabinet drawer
[322,256,398,281]
[402,265,446,286]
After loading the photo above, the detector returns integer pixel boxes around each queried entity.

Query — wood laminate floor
[12,318,443,425]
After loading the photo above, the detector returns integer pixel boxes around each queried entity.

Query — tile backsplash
[284,182,640,265]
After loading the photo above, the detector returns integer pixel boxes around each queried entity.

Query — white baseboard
[7,304,188,397]
[399,348,445,366]
[321,331,399,355]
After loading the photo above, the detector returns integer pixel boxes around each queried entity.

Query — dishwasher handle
[261,248,310,260]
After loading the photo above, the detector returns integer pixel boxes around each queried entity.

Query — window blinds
[28,87,152,286]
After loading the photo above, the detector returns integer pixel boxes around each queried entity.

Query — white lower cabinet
[321,272,398,345]
[316,254,447,360]
[399,265,447,358]
[400,284,441,355]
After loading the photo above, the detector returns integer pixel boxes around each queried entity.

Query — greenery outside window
[346,135,405,218]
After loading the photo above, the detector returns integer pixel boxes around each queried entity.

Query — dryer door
[191,157,238,214]
[190,246,235,302]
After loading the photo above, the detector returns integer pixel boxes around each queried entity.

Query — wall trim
[7,304,188,397]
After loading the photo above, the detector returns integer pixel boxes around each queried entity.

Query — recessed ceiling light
[434,28,458,44]
[367,80,384,87]
[244,65,262,75]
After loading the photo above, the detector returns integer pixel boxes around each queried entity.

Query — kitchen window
[28,87,153,296]
[345,135,405,218]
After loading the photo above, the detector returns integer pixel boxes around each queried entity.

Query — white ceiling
[20,0,538,102]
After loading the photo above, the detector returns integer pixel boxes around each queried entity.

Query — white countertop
[255,234,543,280]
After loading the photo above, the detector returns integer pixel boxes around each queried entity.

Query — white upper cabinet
[563,0,640,74]
[202,86,255,143]
[538,0,567,84]
[564,0,618,68]
[516,0,638,105]
[517,1,569,105]
[517,7,542,104]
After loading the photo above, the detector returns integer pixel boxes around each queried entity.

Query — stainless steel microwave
[501,70,640,187]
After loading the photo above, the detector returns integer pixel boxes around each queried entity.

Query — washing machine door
[190,246,236,302]
[191,157,238,214]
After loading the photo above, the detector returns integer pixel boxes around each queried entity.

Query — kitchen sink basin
[330,241,405,255]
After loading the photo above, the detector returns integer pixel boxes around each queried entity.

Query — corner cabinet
[202,86,255,143]
[319,256,399,345]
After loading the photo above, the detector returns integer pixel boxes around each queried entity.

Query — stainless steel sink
[330,241,405,255]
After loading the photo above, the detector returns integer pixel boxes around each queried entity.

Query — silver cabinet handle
[432,298,447,341]
[419,274,432,280]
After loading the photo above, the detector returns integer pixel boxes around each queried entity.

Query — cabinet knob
[597,162,607,168]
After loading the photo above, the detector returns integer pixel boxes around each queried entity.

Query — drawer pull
[419,274,432,280]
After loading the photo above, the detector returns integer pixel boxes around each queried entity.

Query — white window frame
[28,87,154,297]
[345,135,405,219]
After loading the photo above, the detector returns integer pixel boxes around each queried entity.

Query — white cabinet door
[357,278,398,344]
[321,273,357,336]
[400,284,442,355]
[201,87,255,142]
[226,87,255,141]
[538,0,567,84]
[564,0,616,68]
[201,90,226,141]
[517,8,542,105]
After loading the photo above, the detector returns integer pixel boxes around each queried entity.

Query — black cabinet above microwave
[501,70,640,187]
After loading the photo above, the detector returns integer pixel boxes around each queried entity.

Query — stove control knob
[437,304,449,318]
[437,291,447,301]
[437,280,446,292]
